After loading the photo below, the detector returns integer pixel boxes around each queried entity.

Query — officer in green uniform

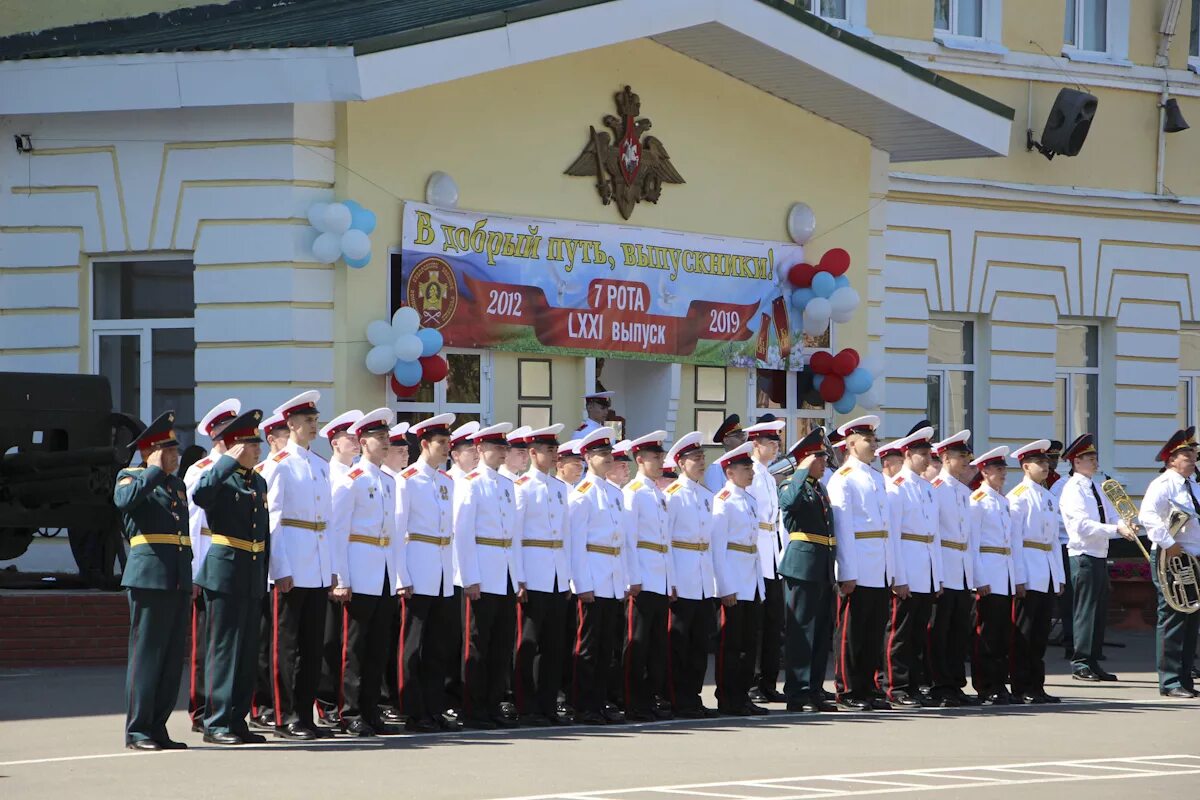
[115,411,192,751]
[775,428,838,713]
[193,409,271,745]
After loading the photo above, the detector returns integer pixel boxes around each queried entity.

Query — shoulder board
[931,478,944,487]
[438,469,452,479]
[348,468,364,480]
[1011,485,1028,498]
[716,489,731,501]
[253,463,265,474]
[121,467,145,473]
[893,476,905,486]
[627,479,643,492]
[665,481,683,495]
[515,475,531,486]
[465,471,480,481]
[838,466,852,476]
[402,467,419,479]
[196,458,212,469]
[273,451,290,463]
[576,480,593,494]
[576,423,586,431]
[971,490,986,502]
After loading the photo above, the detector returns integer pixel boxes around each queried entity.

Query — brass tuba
[1101,478,1200,615]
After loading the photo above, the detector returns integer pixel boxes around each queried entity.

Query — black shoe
[1095,668,1119,682]
[499,701,517,720]
[838,697,870,711]
[701,706,721,718]
[932,691,961,708]
[437,714,463,732]
[491,715,519,729]
[745,702,770,715]
[233,730,268,744]
[624,710,656,722]
[404,718,438,733]
[1162,687,1197,699]
[717,704,751,717]
[156,738,188,750]
[379,708,405,725]
[519,713,553,727]
[343,719,376,737]
[652,706,674,720]
[1016,693,1043,705]
[868,697,893,710]
[275,723,318,741]
[888,692,921,708]
[250,712,275,730]
[747,687,768,703]
[203,732,243,746]
[464,716,497,730]
[556,701,572,717]
[955,690,980,706]
[981,692,1010,706]
[315,704,341,727]
[577,710,606,725]
[191,720,204,733]
[601,705,625,724]
[1038,692,1061,704]
[1191,668,1200,680]
[757,687,786,702]
[548,712,573,726]
[675,707,706,719]
[126,740,162,751]
[1072,666,1102,682]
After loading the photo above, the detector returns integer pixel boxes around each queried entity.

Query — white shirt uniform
[886,466,942,594]
[330,458,355,484]
[623,474,673,595]
[499,465,523,483]
[267,442,341,589]
[331,461,408,595]
[184,450,219,580]
[567,475,627,599]
[703,461,727,495]
[448,463,467,483]
[1060,473,1120,559]
[396,459,456,597]
[453,464,522,595]
[931,471,974,591]
[970,484,1022,595]
[1007,478,1065,594]
[748,460,782,581]
[666,477,716,600]
[1139,471,1200,555]
[1049,476,1068,545]
[826,455,900,589]
[575,418,603,437]
[514,470,571,593]
[711,483,766,601]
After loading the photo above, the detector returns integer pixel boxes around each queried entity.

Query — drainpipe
[1154,0,1182,196]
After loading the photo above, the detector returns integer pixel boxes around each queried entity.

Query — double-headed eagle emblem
[565,85,685,220]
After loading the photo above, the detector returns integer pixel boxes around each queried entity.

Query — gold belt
[854,530,887,540]
[790,531,835,547]
[281,518,326,531]
[637,541,668,554]
[586,544,621,556]
[407,533,451,547]
[980,545,1010,555]
[200,527,213,537]
[130,534,191,548]
[940,540,968,552]
[521,539,564,549]
[757,522,774,531]
[672,540,709,552]
[210,534,266,553]
[475,536,512,548]
[1023,541,1053,552]
[727,542,757,554]
[901,533,934,544]
[348,534,391,547]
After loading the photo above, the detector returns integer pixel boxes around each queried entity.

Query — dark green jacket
[193,455,270,599]
[777,469,836,585]
[115,465,192,592]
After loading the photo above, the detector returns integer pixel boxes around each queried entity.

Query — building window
[926,318,975,438]
[90,258,197,450]
[1190,0,1200,72]
[693,365,729,443]
[935,0,982,37]
[1063,0,1129,62]
[803,0,870,34]
[753,367,829,447]
[1180,327,1200,430]
[518,359,552,400]
[1055,322,1099,445]
[392,349,490,429]
[809,0,846,19]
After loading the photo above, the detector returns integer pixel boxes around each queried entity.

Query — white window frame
[806,0,872,38]
[1062,0,1131,65]
[934,0,1007,55]
[925,315,977,438]
[1055,322,1101,446]
[388,347,494,423]
[1190,0,1200,74]
[1181,375,1199,431]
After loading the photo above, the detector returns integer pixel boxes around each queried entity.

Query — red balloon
[787,263,816,289]
[819,374,845,403]
[809,350,834,375]
[832,348,860,377]
[819,248,851,277]
[390,376,420,399]
[420,354,449,383]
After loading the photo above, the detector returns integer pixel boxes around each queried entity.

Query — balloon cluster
[784,248,861,336]
[307,200,377,268]
[363,307,449,398]
[796,348,879,415]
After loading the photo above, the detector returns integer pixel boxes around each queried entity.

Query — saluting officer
[664,433,719,718]
[115,411,192,751]
[250,412,288,730]
[622,430,674,722]
[1007,439,1065,705]
[743,417,785,703]
[184,397,240,733]
[705,415,746,494]
[928,431,977,707]
[192,409,269,746]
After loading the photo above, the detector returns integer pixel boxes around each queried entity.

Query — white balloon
[802,316,828,337]
[803,296,832,322]
[393,333,423,363]
[786,202,817,245]
[862,353,885,378]
[322,203,352,236]
[829,286,861,315]
[365,345,396,375]
[425,171,460,208]
[312,232,342,264]
[831,306,856,324]
[858,386,881,410]
[366,320,394,347]
[307,202,331,230]
[391,306,420,335]
[341,229,371,261]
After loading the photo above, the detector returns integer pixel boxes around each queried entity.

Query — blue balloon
[845,367,873,395]
[834,275,851,290]
[811,271,836,299]
[392,359,422,387]
[345,253,371,269]
[350,206,377,235]
[416,327,444,358]
[341,199,362,213]
[813,374,825,390]
[790,287,814,311]
[833,393,858,415]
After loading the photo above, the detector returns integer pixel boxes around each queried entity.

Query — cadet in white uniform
[711,442,769,716]
[575,391,614,437]
[1007,439,1065,704]
[447,421,480,483]
[704,414,746,494]
[321,410,363,483]
[743,418,786,703]
[500,426,532,483]
[377,421,409,722]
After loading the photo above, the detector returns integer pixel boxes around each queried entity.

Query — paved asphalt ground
[2,630,1197,800]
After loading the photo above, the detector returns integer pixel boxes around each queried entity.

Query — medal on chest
[439,485,449,502]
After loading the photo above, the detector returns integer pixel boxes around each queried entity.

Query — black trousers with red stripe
[271,585,328,728]
[252,594,273,719]
[833,585,889,701]
[1012,589,1055,696]
[462,588,516,722]
[188,592,208,726]
[755,577,784,693]
[667,597,714,712]
[514,585,568,718]
[716,597,762,709]
[623,590,669,716]
[878,590,933,697]
[572,596,622,714]
[971,592,1012,697]
[317,598,344,714]
[927,587,972,694]
[340,589,396,723]
[399,593,458,723]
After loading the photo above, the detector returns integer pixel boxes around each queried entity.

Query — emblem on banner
[565,85,685,220]
[407,256,458,329]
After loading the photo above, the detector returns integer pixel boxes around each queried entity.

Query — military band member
[395,413,460,732]
[322,410,363,483]
[448,421,481,483]
[880,425,941,707]
[928,431,977,707]
[621,430,674,721]
[267,391,346,740]
[1007,439,1065,704]
[454,422,523,729]
[827,416,906,711]
[705,414,746,493]
[192,409,269,745]
[968,447,1021,704]
[743,418,785,703]
[250,412,288,729]
[1061,434,1134,682]
[567,426,628,724]
[184,397,240,732]
[1139,427,1200,698]
[501,426,532,482]
[512,424,572,726]
[116,411,191,751]
[776,430,838,713]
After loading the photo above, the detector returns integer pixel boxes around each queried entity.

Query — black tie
[1186,479,1200,515]
[1089,481,1106,524]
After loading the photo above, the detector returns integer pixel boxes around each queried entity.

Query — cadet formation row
[114,389,1200,750]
